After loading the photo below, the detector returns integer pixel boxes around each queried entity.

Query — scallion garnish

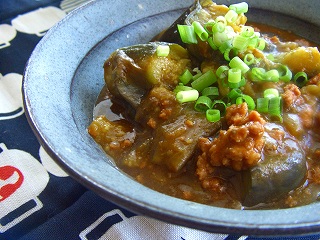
[179,69,193,85]
[195,96,213,112]
[229,56,250,74]
[206,109,221,122]
[191,70,217,92]
[269,96,282,122]
[256,98,269,113]
[156,45,170,57]
[264,88,279,99]
[192,21,209,41]
[216,65,230,79]
[229,2,249,14]
[202,87,219,99]
[176,89,199,103]
[225,10,238,23]
[278,65,292,82]
[177,24,198,44]
[293,71,308,87]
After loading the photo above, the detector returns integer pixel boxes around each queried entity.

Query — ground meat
[308,73,320,85]
[197,103,265,174]
[281,84,301,109]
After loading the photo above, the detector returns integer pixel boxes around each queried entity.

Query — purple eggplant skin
[103,42,191,109]
[241,124,307,207]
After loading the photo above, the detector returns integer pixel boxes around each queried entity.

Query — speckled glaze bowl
[23,0,320,236]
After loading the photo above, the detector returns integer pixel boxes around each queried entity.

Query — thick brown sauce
[90,23,320,210]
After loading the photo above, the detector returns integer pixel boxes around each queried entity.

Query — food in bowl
[88,0,320,209]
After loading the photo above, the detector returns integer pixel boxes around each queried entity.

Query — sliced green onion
[251,67,266,81]
[204,20,216,34]
[215,16,227,26]
[264,88,279,99]
[265,69,280,82]
[212,100,227,113]
[229,56,250,74]
[219,41,232,54]
[277,65,292,82]
[233,35,249,50]
[195,96,213,112]
[216,65,230,79]
[224,47,239,61]
[269,97,282,122]
[179,69,193,85]
[236,96,243,105]
[192,21,209,41]
[293,71,308,87]
[177,24,197,44]
[225,10,238,23]
[207,37,218,50]
[206,109,221,122]
[256,98,269,113]
[212,21,226,33]
[256,38,266,50]
[228,88,242,99]
[241,26,255,38]
[191,70,217,92]
[173,84,194,93]
[192,71,202,81]
[176,89,199,103]
[156,45,170,57]
[228,68,242,84]
[213,32,229,46]
[241,94,256,110]
[229,2,249,14]
[202,87,219,99]
[243,53,255,65]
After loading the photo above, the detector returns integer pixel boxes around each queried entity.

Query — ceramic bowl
[23,0,320,236]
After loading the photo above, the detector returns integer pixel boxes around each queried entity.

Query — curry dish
[88,1,320,209]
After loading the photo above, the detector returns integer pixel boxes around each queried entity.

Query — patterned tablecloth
[1,0,320,239]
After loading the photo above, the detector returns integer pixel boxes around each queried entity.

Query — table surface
[1,0,320,239]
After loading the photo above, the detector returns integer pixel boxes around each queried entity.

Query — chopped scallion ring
[191,70,217,92]
[179,69,193,85]
[229,56,250,74]
[269,97,283,122]
[156,45,170,57]
[216,65,230,79]
[243,53,255,65]
[228,68,242,83]
[225,10,238,23]
[278,65,292,82]
[256,98,269,113]
[233,35,249,50]
[202,87,219,99]
[264,88,279,99]
[177,24,198,44]
[241,94,256,110]
[176,89,199,103]
[173,84,194,93]
[206,109,221,122]
[229,2,249,14]
[192,21,209,41]
[212,100,227,113]
[265,69,280,82]
[293,71,308,87]
[194,96,213,112]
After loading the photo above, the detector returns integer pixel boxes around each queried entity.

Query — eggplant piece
[135,86,221,172]
[242,124,307,207]
[104,42,191,109]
